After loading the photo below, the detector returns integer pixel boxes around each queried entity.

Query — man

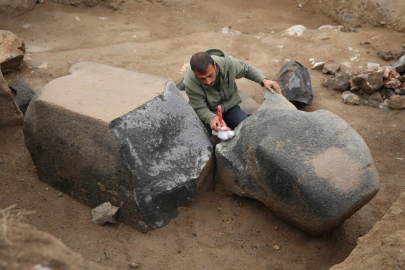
[183,48,281,135]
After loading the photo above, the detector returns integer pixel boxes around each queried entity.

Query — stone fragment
[0,69,23,127]
[274,60,313,105]
[24,62,214,232]
[129,263,139,269]
[311,62,325,70]
[399,90,405,96]
[377,51,395,61]
[383,77,402,89]
[322,61,341,75]
[378,103,390,111]
[216,95,379,236]
[351,70,383,94]
[390,55,405,73]
[366,62,380,71]
[382,66,401,79]
[385,88,395,98]
[341,91,360,105]
[8,76,35,114]
[387,95,405,110]
[368,92,383,103]
[330,73,351,92]
[92,202,119,225]
[0,31,25,74]
[283,25,306,36]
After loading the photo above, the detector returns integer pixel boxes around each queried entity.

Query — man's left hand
[262,79,282,94]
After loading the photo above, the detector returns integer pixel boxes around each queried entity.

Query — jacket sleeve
[230,56,267,85]
[185,86,216,125]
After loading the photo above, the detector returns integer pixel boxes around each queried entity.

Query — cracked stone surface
[24,62,214,232]
[215,92,380,236]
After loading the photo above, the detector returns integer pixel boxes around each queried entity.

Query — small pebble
[58,192,63,197]
[273,226,279,230]
[177,250,181,254]
[95,259,101,263]
[273,245,280,250]
[192,232,197,237]
[129,263,138,269]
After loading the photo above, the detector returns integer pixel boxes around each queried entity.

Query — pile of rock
[319,49,405,110]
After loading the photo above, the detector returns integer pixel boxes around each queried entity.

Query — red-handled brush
[215,105,235,141]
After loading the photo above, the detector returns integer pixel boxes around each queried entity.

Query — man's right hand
[210,115,226,131]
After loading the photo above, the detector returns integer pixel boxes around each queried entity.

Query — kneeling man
[184,48,281,135]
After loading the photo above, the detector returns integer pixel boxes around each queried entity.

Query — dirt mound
[0,206,108,270]
[331,192,405,269]
[302,0,405,33]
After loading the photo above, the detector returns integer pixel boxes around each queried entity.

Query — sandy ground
[1,0,405,269]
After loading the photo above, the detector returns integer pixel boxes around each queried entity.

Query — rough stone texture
[216,94,379,236]
[302,0,405,33]
[330,192,405,270]
[274,60,313,105]
[322,61,340,75]
[390,55,405,73]
[8,76,35,114]
[24,62,214,232]
[387,95,405,110]
[351,70,384,95]
[368,92,384,103]
[324,73,351,92]
[92,202,119,225]
[341,91,360,105]
[0,0,36,18]
[0,69,24,127]
[0,31,25,74]
[50,0,123,10]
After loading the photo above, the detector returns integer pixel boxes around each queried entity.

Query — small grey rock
[388,95,405,110]
[379,103,390,111]
[377,51,395,61]
[341,91,360,105]
[369,92,384,103]
[58,192,63,197]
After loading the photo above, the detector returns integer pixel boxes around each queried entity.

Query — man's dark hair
[190,52,214,74]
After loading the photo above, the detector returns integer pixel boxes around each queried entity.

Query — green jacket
[184,48,267,124]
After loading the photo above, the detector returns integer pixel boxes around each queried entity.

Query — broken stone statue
[215,91,380,236]
[274,60,313,106]
[24,62,214,232]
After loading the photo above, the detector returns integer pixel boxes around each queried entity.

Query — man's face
[194,62,218,87]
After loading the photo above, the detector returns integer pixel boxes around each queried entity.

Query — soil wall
[302,0,405,33]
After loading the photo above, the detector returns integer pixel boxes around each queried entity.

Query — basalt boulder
[274,60,313,106]
[24,62,214,232]
[215,92,379,236]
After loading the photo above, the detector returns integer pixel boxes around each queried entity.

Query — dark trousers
[205,105,248,135]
